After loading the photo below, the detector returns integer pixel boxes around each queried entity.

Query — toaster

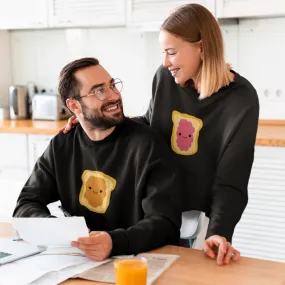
[32,93,70,121]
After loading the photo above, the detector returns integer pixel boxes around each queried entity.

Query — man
[13,57,181,261]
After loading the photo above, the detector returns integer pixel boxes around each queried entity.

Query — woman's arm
[203,104,259,265]
[207,105,259,241]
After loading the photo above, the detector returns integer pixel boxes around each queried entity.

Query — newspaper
[77,253,179,285]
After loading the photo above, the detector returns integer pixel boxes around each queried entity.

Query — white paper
[78,253,179,285]
[40,246,85,256]
[13,217,89,246]
[0,254,90,285]
[138,253,179,285]
[29,259,110,285]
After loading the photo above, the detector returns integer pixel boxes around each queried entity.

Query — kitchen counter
[0,119,284,146]
[0,119,67,135]
[256,120,285,147]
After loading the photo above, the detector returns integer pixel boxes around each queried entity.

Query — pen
[58,205,72,217]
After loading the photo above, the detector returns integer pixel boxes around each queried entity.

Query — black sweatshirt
[134,65,259,242]
[13,118,181,256]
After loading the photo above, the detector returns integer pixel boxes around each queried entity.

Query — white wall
[0,30,11,108]
[10,28,153,117]
[238,18,285,119]
[9,17,285,118]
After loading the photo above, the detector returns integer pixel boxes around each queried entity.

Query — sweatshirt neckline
[79,117,127,147]
[181,70,240,97]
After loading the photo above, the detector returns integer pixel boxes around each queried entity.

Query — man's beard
[80,99,125,130]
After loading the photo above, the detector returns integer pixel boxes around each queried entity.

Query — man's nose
[106,87,120,100]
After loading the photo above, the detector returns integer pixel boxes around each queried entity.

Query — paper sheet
[0,254,90,285]
[78,253,179,285]
[29,259,109,285]
[40,246,85,256]
[13,217,89,246]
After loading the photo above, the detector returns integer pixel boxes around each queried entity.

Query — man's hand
[71,231,112,261]
[203,235,240,265]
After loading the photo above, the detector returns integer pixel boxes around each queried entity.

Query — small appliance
[32,93,70,121]
[9,85,30,119]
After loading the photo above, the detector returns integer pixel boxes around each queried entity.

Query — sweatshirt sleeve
[13,141,59,217]
[206,105,259,242]
[108,135,181,256]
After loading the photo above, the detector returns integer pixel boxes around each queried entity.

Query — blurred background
[0,0,284,263]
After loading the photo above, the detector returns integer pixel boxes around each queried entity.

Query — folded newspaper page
[77,253,179,285]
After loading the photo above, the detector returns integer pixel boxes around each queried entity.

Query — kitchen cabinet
[0,0,126,30]
[232,145,285,262]
[0,133,56,220]
[216,0,285,18]
[0,133,29,220]
[128,0,216,30]
[0,170,29,221]
[28,134,54,174]
[48,0,126,28]
[0,0,48,29]
[0,133,28,171]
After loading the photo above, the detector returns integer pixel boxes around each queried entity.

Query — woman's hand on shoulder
[203,235,240,265]
[58,116,79,134]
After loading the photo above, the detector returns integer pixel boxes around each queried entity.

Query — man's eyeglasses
[74,79,123,101]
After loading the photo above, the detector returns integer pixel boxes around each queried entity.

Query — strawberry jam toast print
[171,110,203,155]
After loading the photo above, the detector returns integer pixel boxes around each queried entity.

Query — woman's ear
[66,98,81,115]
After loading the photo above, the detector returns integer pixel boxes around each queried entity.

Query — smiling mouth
[169,68,180,77]
[103,103,120,113]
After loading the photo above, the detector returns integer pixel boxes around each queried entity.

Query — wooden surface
[256,125,285,146]
[1,222,285,285]
[0,119,285,146]
[0,119,67,135]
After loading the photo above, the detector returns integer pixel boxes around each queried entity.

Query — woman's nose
[162,54,171,68]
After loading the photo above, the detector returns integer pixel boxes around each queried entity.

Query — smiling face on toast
[176,119,195,151]
[84,176,107,208]
[79,170,116,214]
[171,111,203,156]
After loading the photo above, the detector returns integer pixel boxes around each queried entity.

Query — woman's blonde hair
[161,4,232,99]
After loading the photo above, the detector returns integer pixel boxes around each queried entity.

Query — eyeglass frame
[73,78,123,101]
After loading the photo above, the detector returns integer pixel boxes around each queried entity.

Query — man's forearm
[13,201,52,217]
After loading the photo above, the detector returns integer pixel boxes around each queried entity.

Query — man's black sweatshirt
[13,118,181,256]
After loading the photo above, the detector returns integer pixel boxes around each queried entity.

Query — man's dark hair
[58,57,100,107]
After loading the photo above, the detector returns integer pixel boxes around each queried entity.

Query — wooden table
[1,222,284,285]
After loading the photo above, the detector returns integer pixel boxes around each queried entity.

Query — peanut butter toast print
[79,170,116,214]
[171,110,203,156]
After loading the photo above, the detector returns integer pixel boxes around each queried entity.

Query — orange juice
[114,259,147,285]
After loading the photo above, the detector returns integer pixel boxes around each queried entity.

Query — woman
[61,4,259,265]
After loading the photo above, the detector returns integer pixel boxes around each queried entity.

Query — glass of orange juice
[114,257,148,285]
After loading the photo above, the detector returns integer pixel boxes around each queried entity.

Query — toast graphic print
[79,170,116,214]
[171,110,203,156]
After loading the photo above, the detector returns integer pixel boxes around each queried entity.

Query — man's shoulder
[50,124,79,148]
